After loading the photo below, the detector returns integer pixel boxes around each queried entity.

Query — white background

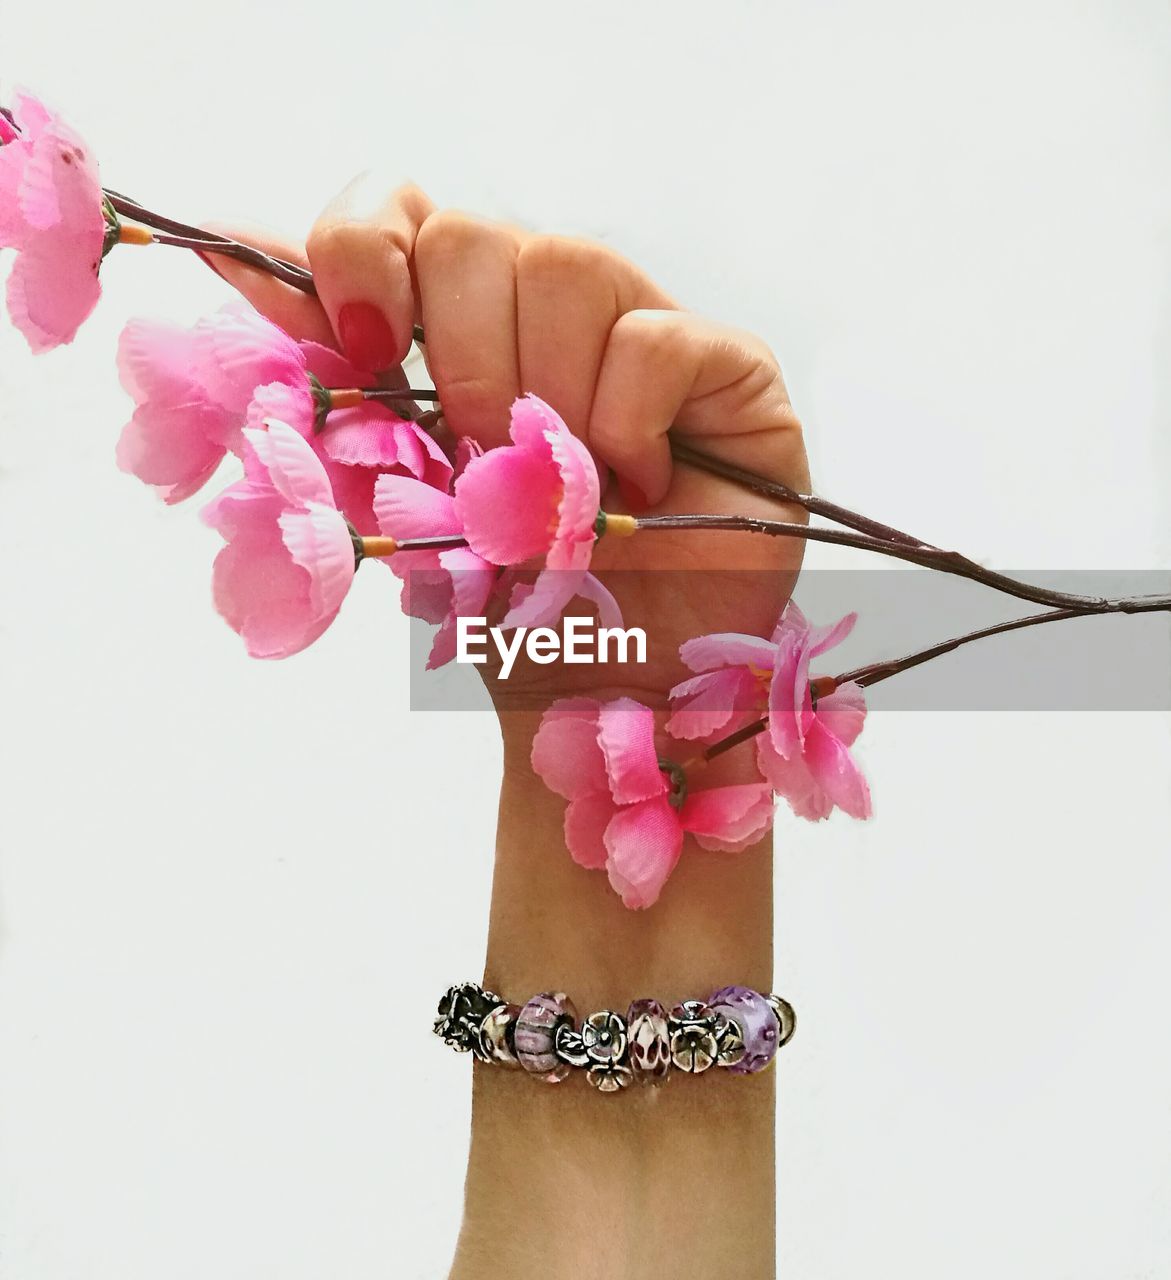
[2,3,1170,1277]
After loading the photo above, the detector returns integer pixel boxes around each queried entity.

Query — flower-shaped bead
[582,1010,628,1065]
[667,1000,721,1074]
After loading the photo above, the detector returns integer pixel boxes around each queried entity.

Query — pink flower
[117,304,451,522]
[453,394,620,629]
[668,602,871,821]
[248,339,451,535]
[201,420,358,658]
[0,90,106,352]
[373,472,498,669]
[531,697,775,909]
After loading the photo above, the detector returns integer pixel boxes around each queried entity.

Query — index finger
[195,220,336,347]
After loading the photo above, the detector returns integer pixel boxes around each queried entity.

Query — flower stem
[835,601,1171,688]
[360,536,400,559]
[360,387,443,405]
[631,514,1171,615]
[669,441,934,550]
[102,188,426,344]
[386,534,469,553]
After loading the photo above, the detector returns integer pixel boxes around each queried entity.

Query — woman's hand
[204,177,809,712]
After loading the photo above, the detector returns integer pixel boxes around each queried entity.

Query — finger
[413,209,526,446]
[195,220,335,346]
[588,310,807,506]
[306,177,435,372]
[515,235,677,440]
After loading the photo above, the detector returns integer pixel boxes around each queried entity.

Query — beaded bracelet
[433,981,796,1092]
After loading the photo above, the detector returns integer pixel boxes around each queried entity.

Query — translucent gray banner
[405,570,1171,711]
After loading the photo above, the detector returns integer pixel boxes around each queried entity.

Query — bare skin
[207,182,809,1279]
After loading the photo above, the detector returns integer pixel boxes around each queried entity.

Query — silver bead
[764,994,797,1049]
[553,1021,590,1068]
[433,981,504,1058]
[715,1012,747,1068]
[627,998,671,1085]
[479,1003,521,1068]
[667,999,720,1074]
[587,1061,633,1092]
[581,1011,628,1065]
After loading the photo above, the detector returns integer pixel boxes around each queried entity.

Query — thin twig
[632,513,1171,615]
[669,441,934,550]
[106,189,426,344]
[363,387,442,405]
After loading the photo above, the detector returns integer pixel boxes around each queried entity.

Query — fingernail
[336,301,397,372]
[617,476,650,513]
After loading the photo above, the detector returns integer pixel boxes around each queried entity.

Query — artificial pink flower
[0,89,106,352]
[116,304,309,503]
[116,304,450,523]
[668,602,871,821]
[248,340,451,535]
[531,697,775,909]
[453,394,620,629]
[372,473,498,669]
[201,420,357,658]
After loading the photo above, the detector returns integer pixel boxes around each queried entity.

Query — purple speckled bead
[708,986,779,1075]
[515,992,577,1083]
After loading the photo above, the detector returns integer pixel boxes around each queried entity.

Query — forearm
[449,716,777,1279]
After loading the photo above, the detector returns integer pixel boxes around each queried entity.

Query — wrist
[487,728,774,1008]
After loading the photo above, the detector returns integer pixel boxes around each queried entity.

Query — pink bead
[515,992,577,1083]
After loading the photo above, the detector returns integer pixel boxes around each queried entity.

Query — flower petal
[803,719,872,819]
[604,797,684,910]
[278,505,356,621]
[576,573,624,629]
[321,406,454,491]
[244,420,335,509]
[598,698,666,805]
[374,474,459,541]
[679,632,778,674]
[564,794,617,870]
[210,524,320,660]
[531,699,607,799]
[246,380,313,441]
[6,229,101,352]
[756,737,834,822]
[541,401,601,572]
[195,303,304,412]
[498,568,582,631]
[117,317,201,406]
[807,610,857,658]
[666,668,763,741]
[115,405,226,502]
[767,627,809,760]
[454,444,559,564]
[426,547,499,669]
[816,681,867,747]
[681,783,775,852]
